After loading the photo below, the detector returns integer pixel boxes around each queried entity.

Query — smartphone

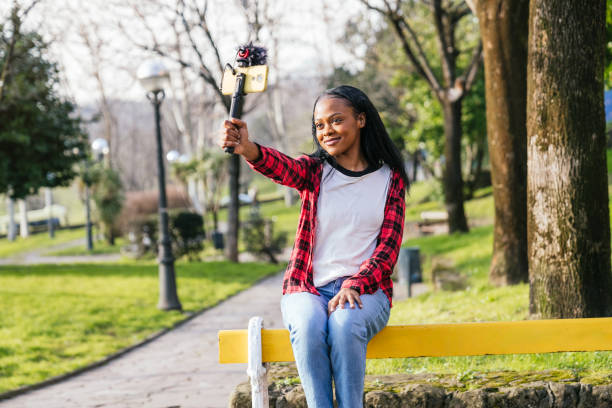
[221,65,268,95]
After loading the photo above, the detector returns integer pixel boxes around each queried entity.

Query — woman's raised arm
[219,118,318,192]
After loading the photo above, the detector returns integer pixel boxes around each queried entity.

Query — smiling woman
[219,85,410,408]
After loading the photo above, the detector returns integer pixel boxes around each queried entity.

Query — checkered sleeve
[245,143,316,192]
[341,170,406,296]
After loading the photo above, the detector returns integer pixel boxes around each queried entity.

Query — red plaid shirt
[246,144,406,307]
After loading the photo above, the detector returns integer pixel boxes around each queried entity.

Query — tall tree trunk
[442,99,469,233]
[19,199,29,238]
[527,0,612,318]
[476,0,529,286]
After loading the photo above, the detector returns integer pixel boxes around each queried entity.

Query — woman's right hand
[219,118,259,160]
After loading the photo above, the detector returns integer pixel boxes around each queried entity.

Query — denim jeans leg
[281,291,334,408]
[327,289,390,408]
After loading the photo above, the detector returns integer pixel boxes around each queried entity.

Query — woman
[219,85,408,408]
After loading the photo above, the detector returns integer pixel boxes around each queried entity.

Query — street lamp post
[84,159,93,251]
[138,60,182,311]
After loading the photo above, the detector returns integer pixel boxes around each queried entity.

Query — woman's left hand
[328,288,363,315]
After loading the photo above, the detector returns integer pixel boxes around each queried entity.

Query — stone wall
[229,367,612,408]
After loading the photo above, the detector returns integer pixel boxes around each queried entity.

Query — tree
[464,0,529,287]
[0,0,38,103]
[361,0,483,233]
[527,0,612,318]
[0,6,87,201]
[91,167,124,245]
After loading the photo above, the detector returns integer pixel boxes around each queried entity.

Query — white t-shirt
[312,160,392,288]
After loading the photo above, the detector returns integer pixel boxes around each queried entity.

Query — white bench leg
[247,316,269,408]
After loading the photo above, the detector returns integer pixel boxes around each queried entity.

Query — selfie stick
[221,43,268,154]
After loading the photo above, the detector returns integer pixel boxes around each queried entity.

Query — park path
[0,237,122,265]
[0,271,286,408]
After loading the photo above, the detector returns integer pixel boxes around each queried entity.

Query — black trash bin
[211,231,225,250]
[397,247,422,297]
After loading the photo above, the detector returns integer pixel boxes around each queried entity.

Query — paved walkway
[0,238,122,265]
[1,272,285,408]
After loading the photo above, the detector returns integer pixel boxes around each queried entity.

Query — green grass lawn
[0,261,282,393]
[405,181,494,223]
[365,225,612,388]
[0,228,85,259]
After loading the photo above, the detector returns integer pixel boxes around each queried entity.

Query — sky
[3,0,377,105]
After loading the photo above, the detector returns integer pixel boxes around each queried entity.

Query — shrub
[117,186,191,237]
[123,211,205,261]
[170,211,205,261]
[91,167,124,245]
[242,209,287,264]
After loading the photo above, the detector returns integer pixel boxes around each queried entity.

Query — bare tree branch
[460,40,482,93]
[397,17,442,93]
[432,0,454,85]
[175,1,215,80]
[19,0,40,17]
[452,3,473,23]
[120,1,227,109]
[186,0,225,76]
[382,0,401,14]
[359,0,387,15]
[361,0,447,94]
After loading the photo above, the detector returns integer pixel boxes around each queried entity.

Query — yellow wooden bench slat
[219,317,612,364]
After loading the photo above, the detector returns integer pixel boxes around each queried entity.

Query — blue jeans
[280,277,390,408]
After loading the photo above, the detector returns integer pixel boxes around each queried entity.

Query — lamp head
[166,150,180,163]
[91,138,109,158]
[137,60,170,93]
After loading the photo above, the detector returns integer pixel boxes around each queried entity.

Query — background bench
[417,210,448,234]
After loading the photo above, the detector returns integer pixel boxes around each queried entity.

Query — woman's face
[313,96,365,159]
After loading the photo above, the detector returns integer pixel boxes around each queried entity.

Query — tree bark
[475,0,529,286]
[527,0,612,318]
[442,99,469,232]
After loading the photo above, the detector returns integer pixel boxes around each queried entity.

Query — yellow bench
[219,316,612,407]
